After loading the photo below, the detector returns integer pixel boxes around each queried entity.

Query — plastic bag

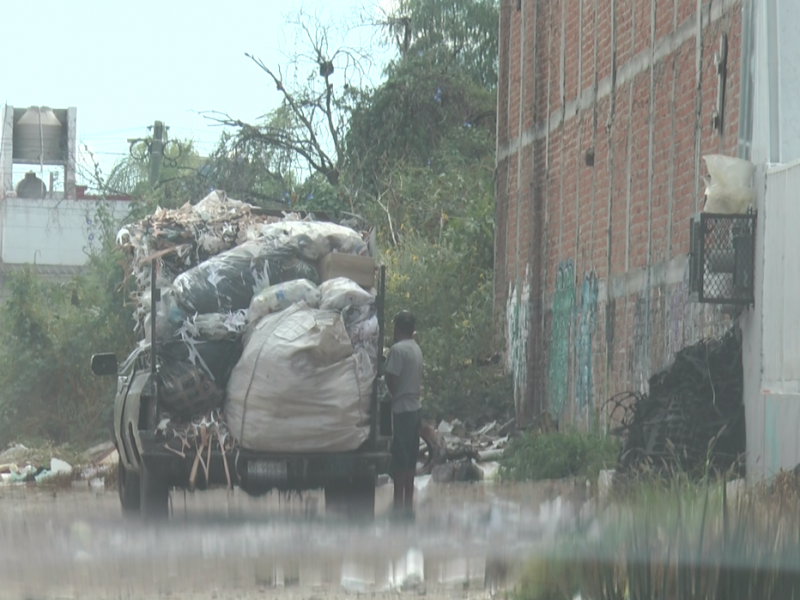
[158,356,225,419]
[703,154,756,215]
[226,304,373,452]
[278,258,320,284]
[161,339,243,389]
[250,221,368,261]
[144,288,189,343]
[172,240,297,315]
[248,279,321,323]
[319,277,374,311]
[177,310,248,342]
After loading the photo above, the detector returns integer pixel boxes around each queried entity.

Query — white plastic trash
[247,279,321,323]
[319,277,374,311]
[703,154,756,214]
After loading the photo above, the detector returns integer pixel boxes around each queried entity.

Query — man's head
[393,310,416,342]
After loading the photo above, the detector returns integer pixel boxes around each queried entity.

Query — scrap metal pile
[117,191,379,489]
[610,328,746,479]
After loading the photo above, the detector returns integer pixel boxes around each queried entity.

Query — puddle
[0,482,590,598]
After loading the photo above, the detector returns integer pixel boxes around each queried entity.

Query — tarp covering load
[117,190,377,447]
[226,304,373,453]
[610,329,745,479]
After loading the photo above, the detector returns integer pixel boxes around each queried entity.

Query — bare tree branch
[244,53,338,183]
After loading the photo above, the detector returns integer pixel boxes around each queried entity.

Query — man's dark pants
[391,409,421,512]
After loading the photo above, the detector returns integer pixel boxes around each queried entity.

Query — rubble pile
[0,441,118,490]
[611,328,745,479]
[424,418,513,483]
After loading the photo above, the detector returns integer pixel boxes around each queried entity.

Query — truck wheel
[350,474,376,520]
[140,463,170,520]
[325,476,375,522]
[118,461,141,514]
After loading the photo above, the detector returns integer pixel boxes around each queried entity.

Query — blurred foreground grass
[516,472,800,600]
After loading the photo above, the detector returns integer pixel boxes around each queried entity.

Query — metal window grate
[689,211,756,305]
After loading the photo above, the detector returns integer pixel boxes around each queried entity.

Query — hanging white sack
[703,154,755,214]
[226,303,373,452]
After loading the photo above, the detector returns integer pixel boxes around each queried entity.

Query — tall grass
[517,473,800,600]
[500,429,621,482]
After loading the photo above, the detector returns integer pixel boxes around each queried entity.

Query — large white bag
[703,154,755,214]
[225,304,373,452]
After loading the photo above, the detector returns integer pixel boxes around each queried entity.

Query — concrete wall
[742,160,800,478]
[0,197,129,266]
[738,0,800,481]
[496,0,744,424]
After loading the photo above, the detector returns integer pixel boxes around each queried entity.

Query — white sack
[248,279,321,323]
[226,304,373,452]
[703,154,755,214]
[319,277,375,311]
[248,220,368,261]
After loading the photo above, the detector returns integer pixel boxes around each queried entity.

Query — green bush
[0,204,134,448]
[499,430,620,482]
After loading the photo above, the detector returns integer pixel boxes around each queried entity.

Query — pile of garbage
[610,328,745,479]
[0,442,118,490]
[117,191,379,486]
[424,418,514,483]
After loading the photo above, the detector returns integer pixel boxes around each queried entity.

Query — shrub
[499,430,620,482]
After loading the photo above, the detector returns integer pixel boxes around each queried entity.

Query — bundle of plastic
[117,190,276,328]
[118,196,372,422]
[226,304,373,452]
[156,409,236,489]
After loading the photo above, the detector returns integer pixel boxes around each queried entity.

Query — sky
[3,0,394,187]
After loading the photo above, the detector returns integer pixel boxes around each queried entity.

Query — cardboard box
[318,253,375,288]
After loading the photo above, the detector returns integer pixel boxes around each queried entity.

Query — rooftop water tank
[12,107,64,163]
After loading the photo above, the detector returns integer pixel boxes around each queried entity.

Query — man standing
[384,310,423,519]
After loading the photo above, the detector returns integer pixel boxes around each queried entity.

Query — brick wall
[496,0,743,425]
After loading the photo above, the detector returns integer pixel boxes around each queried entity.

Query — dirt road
[0,477,591,600]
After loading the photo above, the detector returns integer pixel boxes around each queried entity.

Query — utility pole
[149,120,164,187]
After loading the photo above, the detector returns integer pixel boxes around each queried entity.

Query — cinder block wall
[496,0,743,425]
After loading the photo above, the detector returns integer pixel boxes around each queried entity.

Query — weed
[516,477,800,600]
[499,429,620,482]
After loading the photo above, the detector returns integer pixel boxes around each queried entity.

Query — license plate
[247,460,288,482]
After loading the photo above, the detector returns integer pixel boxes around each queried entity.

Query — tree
[206,11,372,193]
[199,108,299,206]
[381,0,500,89]
[345,54,496,215]
[104,137,207,207]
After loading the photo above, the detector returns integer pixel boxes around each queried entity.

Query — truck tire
[118,461,141,514]
[325,475,375,522]
[140,463,170,520]
[350,474,376,520]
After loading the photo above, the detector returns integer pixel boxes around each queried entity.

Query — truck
[92,237,396,521]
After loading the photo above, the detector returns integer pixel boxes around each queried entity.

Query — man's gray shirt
[384,339,423,414]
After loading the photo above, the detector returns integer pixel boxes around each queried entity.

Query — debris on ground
[421,419,511,483]
[608,328,745,479]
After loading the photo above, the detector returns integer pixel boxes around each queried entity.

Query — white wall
[741,0,800,480]
[742,159,800,479]
[0,197,130,266]
[750,0,800,164]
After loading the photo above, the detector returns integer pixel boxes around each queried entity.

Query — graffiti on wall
[547,260,575,419]
[631,294,650,392]
[506,267,530,416]
[575,272,598,422]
